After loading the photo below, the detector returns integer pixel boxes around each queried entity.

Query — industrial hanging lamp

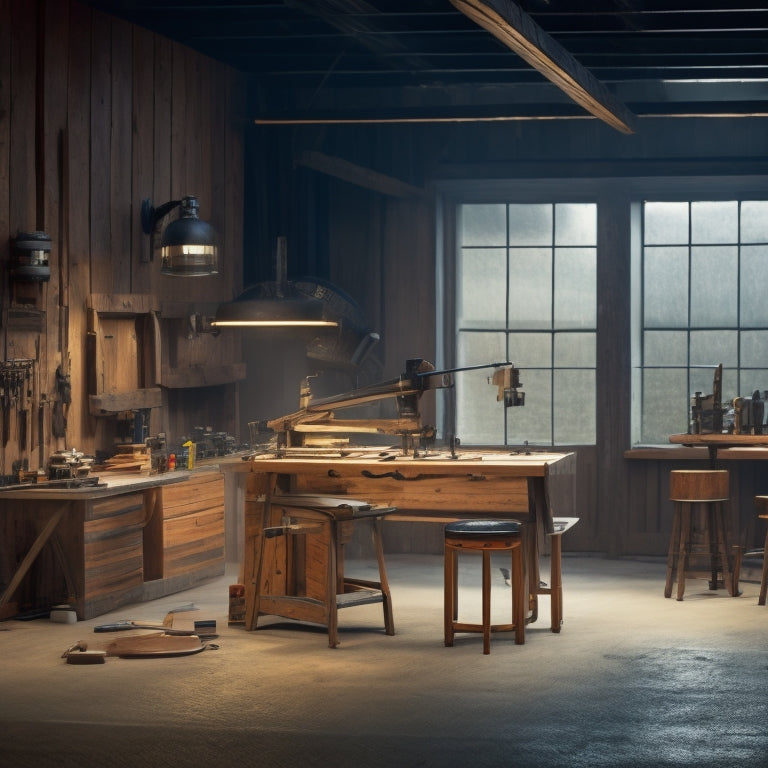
[141,195,218,276]
[212,236,337,328]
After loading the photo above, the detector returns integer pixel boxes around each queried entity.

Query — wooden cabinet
[0,471,225,620]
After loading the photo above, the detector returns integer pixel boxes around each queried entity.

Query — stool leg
[707,503,719,590]
[759,528,768,606]
[713,501,736,596]
[512,544,525,645]
[676,503,691,601]
[665,503,682,598]
[482,550,491,655]
[444,544,455,647]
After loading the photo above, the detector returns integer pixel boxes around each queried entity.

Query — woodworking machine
[255,358,524,457]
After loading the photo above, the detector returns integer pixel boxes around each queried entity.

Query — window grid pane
[458,203,596,447]
[637,199,768,445]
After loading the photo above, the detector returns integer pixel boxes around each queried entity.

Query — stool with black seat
[665,469,737,601]
[444,520,525,654]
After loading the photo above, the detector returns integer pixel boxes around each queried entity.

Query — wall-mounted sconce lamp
[11,231,51,282]
[212,236,337,328]
[141,195,218,276]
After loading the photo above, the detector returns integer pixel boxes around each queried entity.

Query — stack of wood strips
[96,444,152,473]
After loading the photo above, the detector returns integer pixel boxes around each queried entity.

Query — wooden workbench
[243,450,576,631]
[0,469,225,620]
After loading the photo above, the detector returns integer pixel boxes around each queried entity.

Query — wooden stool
[444,520,525,654]
[665,469,736,600]
[250,495,395,648]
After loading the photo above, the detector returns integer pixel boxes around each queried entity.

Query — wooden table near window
[243,450,576,632]
[669,433,768,464]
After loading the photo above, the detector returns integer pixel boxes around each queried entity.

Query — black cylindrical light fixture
[141,195,218,276]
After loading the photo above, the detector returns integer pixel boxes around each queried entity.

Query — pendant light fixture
[212,236,337,329]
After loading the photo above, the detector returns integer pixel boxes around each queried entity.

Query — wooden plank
[88,293,161,315]
[64,0,92,455]
[449,0,637,134]
[131,24,155,285]
[109,15,133,293]
[161,363,247,389]
[89,8,112,294]
[88,387,163,414]
[298,150,427,199]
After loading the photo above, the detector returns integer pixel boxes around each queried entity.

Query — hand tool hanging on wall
[0,360,34,448]
[52,364,71,439]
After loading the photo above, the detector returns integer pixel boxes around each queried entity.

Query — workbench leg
[0,504,67,612]
[372,518,395,636]
[760,527,768,606]
[549,533,563,632]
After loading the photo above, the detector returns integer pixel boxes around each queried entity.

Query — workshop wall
[0,0,246,478]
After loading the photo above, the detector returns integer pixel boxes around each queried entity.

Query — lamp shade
[212,283,338,328]
[160,197,218,276]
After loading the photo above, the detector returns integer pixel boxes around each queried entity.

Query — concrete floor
[1,553,767,768]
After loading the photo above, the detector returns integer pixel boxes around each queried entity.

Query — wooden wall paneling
[0,0,9,254]
[65,0,93,455]
[382,195,436,409]
[150,35,172,297]
[130,26,155,292]
[39,0,70,470]
[8,0,36,235]
[108,16,133,294]
[0,0,8,471]
[88,9,111,295]
[170,43,188,213]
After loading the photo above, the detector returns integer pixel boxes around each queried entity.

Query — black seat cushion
[445,520,521,537]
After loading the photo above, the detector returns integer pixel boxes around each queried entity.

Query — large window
[636,199,768,445]
[454,202,596,447]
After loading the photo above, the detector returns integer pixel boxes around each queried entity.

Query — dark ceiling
[83,0,768,128]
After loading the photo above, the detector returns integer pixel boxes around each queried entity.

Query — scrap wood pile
[93,444,152,473]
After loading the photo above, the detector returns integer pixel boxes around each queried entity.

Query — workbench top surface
[0,469,194,500]
[247,449,574,477]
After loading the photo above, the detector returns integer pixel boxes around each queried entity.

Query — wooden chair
[250,495,395,647]
[665,469,737,600]
[444,520,526,654]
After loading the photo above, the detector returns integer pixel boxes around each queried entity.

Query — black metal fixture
[11,231,51,282]
[141,195,218,276]
[212,236,337,329]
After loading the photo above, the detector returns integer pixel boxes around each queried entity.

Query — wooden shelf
[161,363,246,389]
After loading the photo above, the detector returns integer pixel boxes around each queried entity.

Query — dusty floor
[1,553,767,768]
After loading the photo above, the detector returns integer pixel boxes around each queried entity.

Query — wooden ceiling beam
[450,0,638,134]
